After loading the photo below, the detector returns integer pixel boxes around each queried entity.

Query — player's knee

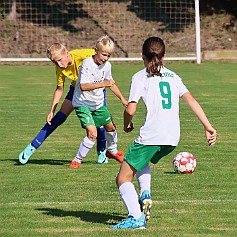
[116,173,125,187]
[88,132,97,142]
[112,121,116,129]
[105,122,116,132]
[53,111,67,125]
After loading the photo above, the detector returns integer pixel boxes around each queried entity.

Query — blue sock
[31,111,67,149]
[97,127,106,153]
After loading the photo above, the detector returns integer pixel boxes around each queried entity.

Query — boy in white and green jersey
[68,35,128,168]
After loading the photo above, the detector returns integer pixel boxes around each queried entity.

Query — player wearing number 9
[111,36,217,229]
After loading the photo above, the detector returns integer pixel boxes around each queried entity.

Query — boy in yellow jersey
[19,43,108,165]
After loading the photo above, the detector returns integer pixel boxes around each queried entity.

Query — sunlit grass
[0,62,236,237]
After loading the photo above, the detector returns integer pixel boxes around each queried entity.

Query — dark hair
[142,37,165,77]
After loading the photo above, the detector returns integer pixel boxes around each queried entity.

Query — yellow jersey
[55,49,95,87]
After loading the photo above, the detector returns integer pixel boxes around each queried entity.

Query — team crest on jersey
[162,72,174,78]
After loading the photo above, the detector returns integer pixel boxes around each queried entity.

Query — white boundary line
[0,57,197,62]
[0,199,236,205]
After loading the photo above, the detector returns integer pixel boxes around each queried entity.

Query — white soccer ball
[173,152,196,174]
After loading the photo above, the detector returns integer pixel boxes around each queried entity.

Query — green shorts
[74,105,113,128]
[124,141,176,171]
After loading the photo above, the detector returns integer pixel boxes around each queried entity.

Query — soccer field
[0,62,236,236]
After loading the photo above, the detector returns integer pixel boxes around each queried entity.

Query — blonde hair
[46,43,67,60]
[95,35,115,54]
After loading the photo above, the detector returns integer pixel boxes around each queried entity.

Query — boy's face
[51,51,70,68]
[93,49,111,65]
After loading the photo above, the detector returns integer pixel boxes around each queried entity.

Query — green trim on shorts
[124,141,176,171]
[74,105,113,128]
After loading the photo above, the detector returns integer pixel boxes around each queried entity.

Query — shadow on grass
[164,171,178,175]
[36,208,124,224]
[11,159,100,166]
[12,159,71,166]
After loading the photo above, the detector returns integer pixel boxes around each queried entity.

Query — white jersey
[72,56,112,110]
[129,66,189,146]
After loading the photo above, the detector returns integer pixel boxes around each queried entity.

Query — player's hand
[205,127,217,146]
[46,112,54,125]
[104,79,115,87]
[124,121,134,133]
[121,98,128,107]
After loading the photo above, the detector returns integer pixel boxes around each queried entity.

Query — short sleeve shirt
[129,66,189,146]
[72,56,112,110]
[56,49,95,87]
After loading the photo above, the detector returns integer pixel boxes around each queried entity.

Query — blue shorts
[65,85,74,101]
[65,85,106,104]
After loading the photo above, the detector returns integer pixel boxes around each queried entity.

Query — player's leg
[96,126,108,164]
[136,145,175,220]
[92,105,124,163]
[104,121,124,163]
[69,106,96,168]
[97,88,107,164]
[111,161,146,229]
[68,125,97,168]
[136,165,152,221]
[19,86,74,164]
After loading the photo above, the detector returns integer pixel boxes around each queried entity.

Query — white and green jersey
[129,66,189,146]
[72,56,112,110]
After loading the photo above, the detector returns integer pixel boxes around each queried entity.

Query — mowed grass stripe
[1,199,236,205]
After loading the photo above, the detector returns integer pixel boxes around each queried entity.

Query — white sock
[106,130,118,154]
[136,164,152,196]
[73,136,95,163]
[118,182,143,219]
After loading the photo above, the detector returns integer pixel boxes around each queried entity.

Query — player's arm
[79,60,116,91]
[47,85,64,125]
[181,92,217,146]
[109,83,128,107]
[80,79,115,91]
[123,101,136,133]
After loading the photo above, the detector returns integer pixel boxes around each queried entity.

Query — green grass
[0,62,236,237]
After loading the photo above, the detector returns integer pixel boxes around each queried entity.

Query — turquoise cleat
[18,143,36,164]
[97,150,108,164]
[111,214,146,229]
[139,190,152,221]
